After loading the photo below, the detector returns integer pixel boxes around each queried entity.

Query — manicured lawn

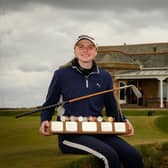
[123,116,168,145]
[0,110,168,168]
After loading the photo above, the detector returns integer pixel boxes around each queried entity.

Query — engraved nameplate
[82,122,97,132]
[65,121,78,132]
[114,122,126,132]
[51,121,63,132]
[101,122,113,132]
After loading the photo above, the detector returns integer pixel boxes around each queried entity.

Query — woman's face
[74,39,97,64]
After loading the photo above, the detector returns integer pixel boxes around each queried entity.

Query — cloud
[1,0,168,12]
[0,86,47,107]
[0,68,52,107]
[18,64,50,72]
[0,0,167,107]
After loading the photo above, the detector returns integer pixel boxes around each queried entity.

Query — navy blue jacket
[41,63,124,122]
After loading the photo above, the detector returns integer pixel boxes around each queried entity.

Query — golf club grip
[16,102,64,118]
[16,110,39,118]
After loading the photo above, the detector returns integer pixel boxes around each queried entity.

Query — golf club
[16,84,142,118]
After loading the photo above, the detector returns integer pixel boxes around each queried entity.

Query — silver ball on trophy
[97,116,103,122]
[78,116,84,122]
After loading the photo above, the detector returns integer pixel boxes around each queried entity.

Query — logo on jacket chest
[96,83,101,88]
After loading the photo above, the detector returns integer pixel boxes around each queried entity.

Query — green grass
[155,116,168,133]
[0,110,168,168]
[122,109,168,116]
[123,116,168,145]
[136,142,168,168]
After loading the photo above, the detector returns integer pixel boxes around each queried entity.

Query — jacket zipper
[72,65,100,89]
[85,71,98,88]
[85,76,89,88]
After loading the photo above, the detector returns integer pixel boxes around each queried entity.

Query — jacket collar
[71,58,100,76]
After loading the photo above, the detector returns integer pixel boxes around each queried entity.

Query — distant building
[96,42,168,108]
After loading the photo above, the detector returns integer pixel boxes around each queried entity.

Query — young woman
[40,35,144,168]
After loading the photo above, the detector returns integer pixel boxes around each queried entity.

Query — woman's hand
[124,119,134,137]
[39,120,52,136]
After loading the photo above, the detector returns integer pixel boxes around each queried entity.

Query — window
[119,81,126,104]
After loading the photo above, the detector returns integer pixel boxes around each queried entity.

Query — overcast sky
[0,0,168,108]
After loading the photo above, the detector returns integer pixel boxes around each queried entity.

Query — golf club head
[130,85,142,98]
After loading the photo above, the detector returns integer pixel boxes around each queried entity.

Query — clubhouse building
[96,42,168,108]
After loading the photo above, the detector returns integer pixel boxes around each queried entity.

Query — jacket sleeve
[40,70,61,122]
[104,73,126,122]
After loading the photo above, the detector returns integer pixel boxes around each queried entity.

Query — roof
[96,42,168,68]
[98,42,168,53]
[115,69,168,80]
